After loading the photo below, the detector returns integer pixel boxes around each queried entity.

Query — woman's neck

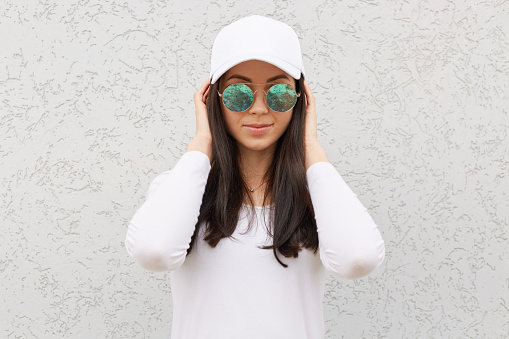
[237,144,275,178]
[237,145,275,206]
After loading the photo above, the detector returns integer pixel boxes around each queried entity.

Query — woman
[126,15,385,338]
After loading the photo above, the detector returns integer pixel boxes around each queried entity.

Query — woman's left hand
[303,80,329,170]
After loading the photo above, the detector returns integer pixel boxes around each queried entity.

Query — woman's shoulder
[145,151,211,199]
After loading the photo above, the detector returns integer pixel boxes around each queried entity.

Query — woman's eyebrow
[266,74,290,82]
[226,74,251,82]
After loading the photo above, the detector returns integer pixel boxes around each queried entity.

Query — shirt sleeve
[125,151,211,272]
[306,162,386,279]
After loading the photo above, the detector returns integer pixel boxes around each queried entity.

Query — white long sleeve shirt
[126,151,385,339]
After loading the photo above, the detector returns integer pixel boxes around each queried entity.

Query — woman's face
[219,60,296,154]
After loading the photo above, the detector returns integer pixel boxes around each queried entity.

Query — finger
[199,78,210,93]
[303,80,315,107]
[302,82,316,119]
[194,79,211,104]
[203,86,210,103]
[303,80,310,106]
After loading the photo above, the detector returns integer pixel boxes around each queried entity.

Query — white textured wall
[1,1,508,338]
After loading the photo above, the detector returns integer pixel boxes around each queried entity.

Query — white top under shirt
[125,151,385,339]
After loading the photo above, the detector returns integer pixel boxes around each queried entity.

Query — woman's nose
[249,89,269,114]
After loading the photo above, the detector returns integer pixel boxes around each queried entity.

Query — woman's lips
[244,124,273,136]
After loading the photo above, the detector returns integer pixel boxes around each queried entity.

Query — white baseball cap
[209,15,306,84]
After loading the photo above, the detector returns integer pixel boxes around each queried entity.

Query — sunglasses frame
[217,82,301,113]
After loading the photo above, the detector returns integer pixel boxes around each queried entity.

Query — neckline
[242,203,274,210]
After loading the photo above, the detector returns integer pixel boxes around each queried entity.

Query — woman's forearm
[125,151,211,271]
[306,162,385,279]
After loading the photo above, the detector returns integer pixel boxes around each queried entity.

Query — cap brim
[210,54,302,84]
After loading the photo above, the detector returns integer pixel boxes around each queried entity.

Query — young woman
[126,15,385,338]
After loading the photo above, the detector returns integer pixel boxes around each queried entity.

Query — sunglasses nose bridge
[249,88,269,113]
[251,88,268,103]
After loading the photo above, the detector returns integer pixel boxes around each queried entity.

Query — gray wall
[1,1,507,338]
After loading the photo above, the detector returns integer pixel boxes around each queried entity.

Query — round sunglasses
[218,83,300,113]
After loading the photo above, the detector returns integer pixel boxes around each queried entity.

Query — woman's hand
[187,79,213,162]
[303,80,329,170]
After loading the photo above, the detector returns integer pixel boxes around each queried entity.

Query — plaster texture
[1,0,508,338]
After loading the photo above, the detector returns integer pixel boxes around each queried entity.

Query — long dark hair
[186,76,318,267]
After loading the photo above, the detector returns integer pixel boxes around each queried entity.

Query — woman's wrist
[187,137,212,163]
[305,142,329,171]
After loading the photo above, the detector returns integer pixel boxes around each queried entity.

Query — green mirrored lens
[222,84,253,112]
[221,83,298,113]
[266,84,297,112]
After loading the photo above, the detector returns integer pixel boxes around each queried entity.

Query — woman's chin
[238,140,277,153]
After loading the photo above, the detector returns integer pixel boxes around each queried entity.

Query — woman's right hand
[187,79,213,162]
